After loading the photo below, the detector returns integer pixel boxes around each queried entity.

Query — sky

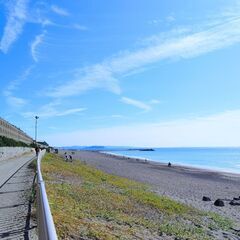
[1,0,240,147]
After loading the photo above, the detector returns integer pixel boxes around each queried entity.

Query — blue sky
[1,0,240,147]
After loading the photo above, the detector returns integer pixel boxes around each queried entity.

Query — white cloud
[72,24,88,31]
[45,109,240,147]
[22,101,86,118]
[111,115,125,118]
[6,95,27,108]
[23,108,86,118]
[149,99,161,104]
[47,4,240,98]
[3,66,33,108]
[148,19,162,25]
[121,97,151,111]
[0,1,70,54]
[41,22,88,32]
[47,64,121,97]
[149,14,175,25]
[31,32,45,62]
[56,108,86,117]
[5,66,33,92]
[166,15,175,22]
[0,0,29,53]
[51,5,69,16]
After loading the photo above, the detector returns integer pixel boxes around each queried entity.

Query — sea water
[105,148,240,174]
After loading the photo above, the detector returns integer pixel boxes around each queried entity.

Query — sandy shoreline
[102,150,240,178]
[60,150,240,223]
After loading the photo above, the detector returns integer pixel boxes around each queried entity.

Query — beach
[61,150,240,223]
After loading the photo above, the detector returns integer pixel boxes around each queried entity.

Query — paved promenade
[0,153,38,239]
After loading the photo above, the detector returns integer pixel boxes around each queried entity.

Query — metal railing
[37,150,58,240]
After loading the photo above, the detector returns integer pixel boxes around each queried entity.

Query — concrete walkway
[0,153,38,239]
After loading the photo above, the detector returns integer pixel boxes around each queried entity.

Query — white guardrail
[37,150,58,240]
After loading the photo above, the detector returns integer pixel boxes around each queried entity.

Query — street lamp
[35,116,39,146]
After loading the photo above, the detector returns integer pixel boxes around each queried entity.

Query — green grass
[0,135,29,147]
[42,153,234,240]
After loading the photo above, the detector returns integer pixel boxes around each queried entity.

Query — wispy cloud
[148,19,162,25]
[166,14,175,23]
[72,24,88,31]
[0,1,72,54]
[5,96,27,108]
[4,87,27,108]
[47,65,121,98]
[47,22,88,31]
[149,13,175,25]
[47,4,240,98]
[121,97,151,111]
[56,108,86,117]
[3,66,33,108]
[51,5,69,16]
[0,0,29,53]
[22,101,86,118]
[31,31,45,62]
[111,115,125,118]
[4,66,33,93]
[149,99,161,105]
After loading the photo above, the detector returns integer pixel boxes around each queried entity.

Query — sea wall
[0,117,33,144]
[0,147,34,162]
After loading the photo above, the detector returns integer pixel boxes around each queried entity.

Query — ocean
[105,148,240,174]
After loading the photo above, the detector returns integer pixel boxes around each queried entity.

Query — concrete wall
[0,147,34,162]
[0,117,33,144]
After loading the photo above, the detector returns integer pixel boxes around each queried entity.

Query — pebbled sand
[61,150,240,223]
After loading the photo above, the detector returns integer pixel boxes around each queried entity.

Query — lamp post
[35,116,39,146]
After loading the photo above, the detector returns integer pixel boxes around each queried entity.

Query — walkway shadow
[0,161,37,239]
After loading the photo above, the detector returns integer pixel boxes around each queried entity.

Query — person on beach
[168,162,172,167]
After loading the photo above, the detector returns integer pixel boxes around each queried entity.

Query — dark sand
[61,150,240,223]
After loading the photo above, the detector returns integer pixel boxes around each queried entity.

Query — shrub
[0,135,30,147]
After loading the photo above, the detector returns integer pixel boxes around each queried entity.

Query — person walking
[35,147,39,156]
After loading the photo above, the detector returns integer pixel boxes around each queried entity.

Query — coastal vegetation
[42,153,236,240]
[0,135,29,147]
